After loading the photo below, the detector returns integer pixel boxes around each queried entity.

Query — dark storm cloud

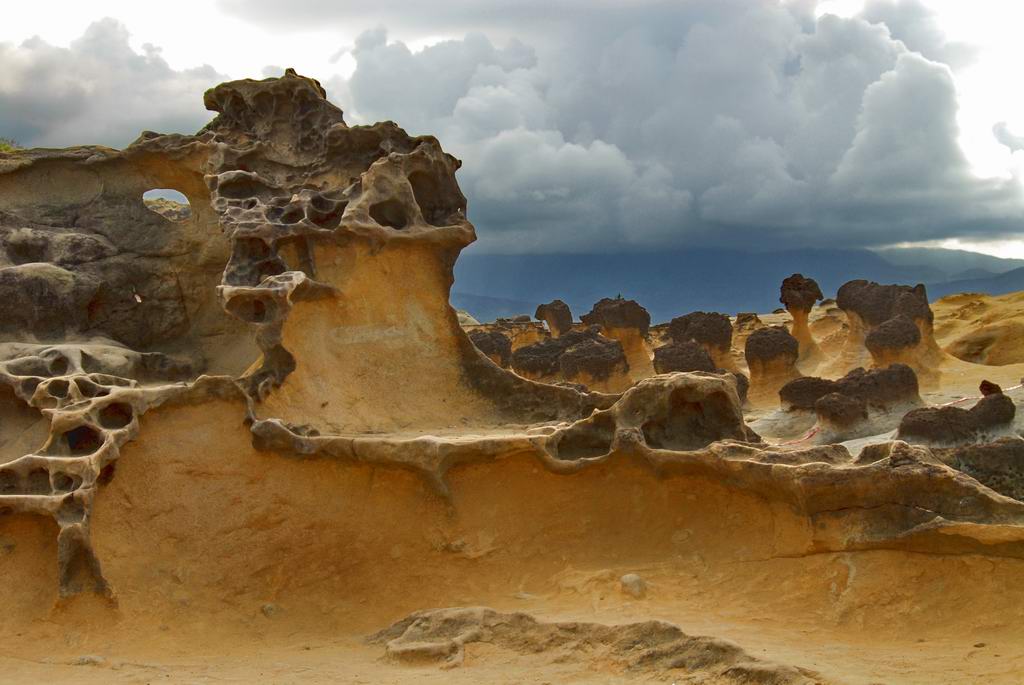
[303,1,1023,251]
[0,18,224,148]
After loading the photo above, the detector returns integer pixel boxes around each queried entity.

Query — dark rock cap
[836,279,933,327]
[653,341,716,374]
[779,364,919,411]
[864,315,921,352]
[815,392,868,426]
[780,274,823,313]
[511,327,626,380]
[779,376,839,410]
[581,296,651,336]
[534,299,573,335]
[667,311,733,350]
[744,325,798,364]
[468,330,512,367]
[899,392,1015,444]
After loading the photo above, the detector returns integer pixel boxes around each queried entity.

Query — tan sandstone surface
[1,72,1024,684]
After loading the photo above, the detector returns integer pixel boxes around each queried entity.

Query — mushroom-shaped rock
[780,273,823,313]
[832,279,941,383]
[898,390,1017,446]
[779,376,839,411]
[666,311,734,370]
[511,327,629,392]
[744,325,800,402]
[581,297,652,380]
[864,315,922,367]
[652,341,716,374]
[779,274,823,365]
[775,364,922,440]
[581,297,651,336]
[468,330,512,368]
[535,299,573,337]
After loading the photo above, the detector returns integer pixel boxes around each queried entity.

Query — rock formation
[468,329,512,368]
[832,279,942,384]
[2,70,1024,684]
[510,327,628,392]
[666,311,734,370]
[653,340,715,374]
[744,325,800,403]
[580,296,653,380]
[898,383,1017,446]
[534,299,573,337]
[776,364,923,441]
[779,274,822,366]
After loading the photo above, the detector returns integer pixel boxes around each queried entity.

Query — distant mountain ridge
[452,246,1024,323]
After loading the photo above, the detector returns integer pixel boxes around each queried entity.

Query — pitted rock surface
[652,341,716,374]
[780,274,823,313]
[836,280,933,327]
[511,327,627,382]
[581,297,651,336]
[667,311,733,350]
[865,315,922,352]
[744,326,799,365]
[899,389,1017,446]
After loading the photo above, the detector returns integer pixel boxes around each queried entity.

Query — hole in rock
[19,377,41,397]
[47,356,69,376]
[642,389,736,452]
[98,463,117,485]
[216,177,274,202]
[554,413,616,460]
[279,206,306,224]
[308,201,347,229]
[26,469,50,495]
[52,472,80,493]
[143,189,191,222]
[408,170,456,226]
[98,402,133,430]
[49,426,104,457]
[74,378,109,399]
[226,295,274,324]
[369,199,409,230]
[0,470,17,493]
[47,379,70,399]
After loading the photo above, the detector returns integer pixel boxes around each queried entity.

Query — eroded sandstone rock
[833,279,942,383]
[744,325,800,403]
[780,274,823,366]
[535,299,573,337]
[899,384,1017,447]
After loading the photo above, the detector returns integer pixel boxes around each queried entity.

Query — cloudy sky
[3,0,1024,257]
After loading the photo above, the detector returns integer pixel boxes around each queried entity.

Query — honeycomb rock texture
[4,70,1024,611]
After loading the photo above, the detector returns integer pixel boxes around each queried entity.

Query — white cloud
[0,19,223,147]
